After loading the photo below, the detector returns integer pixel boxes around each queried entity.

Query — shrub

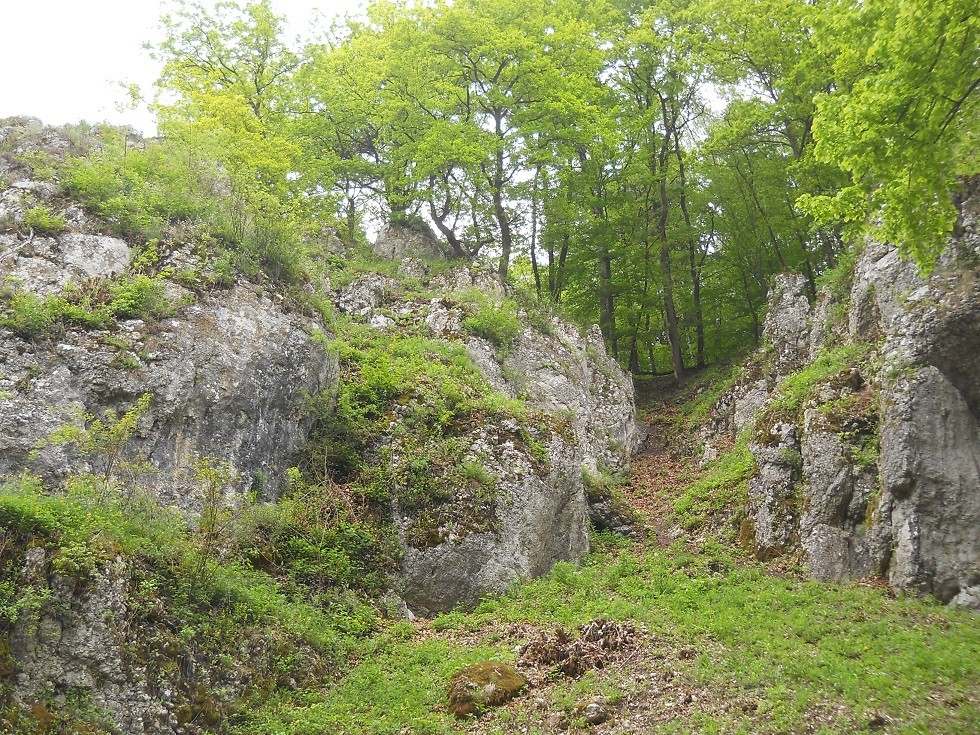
[22,205,66,236]
[460,293,522,348]
[1,292,57,338]
[108,275,172,319]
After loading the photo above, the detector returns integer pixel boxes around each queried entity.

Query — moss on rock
[446,661,528,718]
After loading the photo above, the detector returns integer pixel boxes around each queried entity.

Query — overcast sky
[0,0,365,134]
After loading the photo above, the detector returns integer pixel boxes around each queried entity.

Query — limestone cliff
[701,185,980,607]
[332,239,639,616]
[0,123,337,510]
[0,122,640,733]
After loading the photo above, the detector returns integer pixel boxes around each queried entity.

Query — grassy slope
[237,544,979,734]
[232,365,979,735]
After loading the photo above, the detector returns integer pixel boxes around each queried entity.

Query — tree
[801,0,979,270]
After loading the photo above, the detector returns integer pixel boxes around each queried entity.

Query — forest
[123,0,976,376]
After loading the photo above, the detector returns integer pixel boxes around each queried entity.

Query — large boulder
[372,223,447,261]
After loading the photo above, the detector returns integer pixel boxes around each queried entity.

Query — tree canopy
[144,0,978,376]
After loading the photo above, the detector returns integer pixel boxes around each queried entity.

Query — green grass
[676,361,745,430]
[672,438,755,531]
[22,205,66,237]
[0,474,378,729]
[231,546,979,734]
[236,636,506,734]
[767,343,870,417]
[0,274,175,339]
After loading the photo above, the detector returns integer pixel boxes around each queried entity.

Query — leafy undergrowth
[0,474,381,732]
[233,542,979,735]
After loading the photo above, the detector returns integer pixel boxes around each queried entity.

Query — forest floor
[235,372,980,735]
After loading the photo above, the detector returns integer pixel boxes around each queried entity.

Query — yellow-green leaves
[804,0,980,271]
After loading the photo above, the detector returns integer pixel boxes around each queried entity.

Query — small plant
[108,274,172,319]
[0,292,57,338]
[673,437,755,531]
[189,454,237,590]
[41,393,154,501]
[22,205,66,237]
[459,292,523,349]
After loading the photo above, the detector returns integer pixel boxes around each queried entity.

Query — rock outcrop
[334,260,639,616]
[371,223,448,261]
[0,127,337,510]
[702,188,980,607]
[7,552,170,733]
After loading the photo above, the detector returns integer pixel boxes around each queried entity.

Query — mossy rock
[447,661,528,718]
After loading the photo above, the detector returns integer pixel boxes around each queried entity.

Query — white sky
[0,0,366,135]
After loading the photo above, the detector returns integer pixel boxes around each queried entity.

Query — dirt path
[621,381,698,547]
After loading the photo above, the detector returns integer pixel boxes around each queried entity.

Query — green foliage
[581,466,627,502]
[307,321,534,549]
[0,291,60,337]
[0,464,378,726]
[765,343,871,418]
[850,433,880,469]
[60,125,315,288]
[317,324,526,476]
[802,0,979,272]
[236,470,398,599]
[460,292,523,349]
[42,393,153,498]
[22,205,66,237]
[107,275,171,319]
[676,361,744,431]
[673,438,756,531]
[0,273,174,340]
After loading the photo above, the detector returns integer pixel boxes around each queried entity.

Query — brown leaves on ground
[518,620,644,680]
[621,402,698,546]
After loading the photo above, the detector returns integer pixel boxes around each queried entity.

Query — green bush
[459,292,523,349]
[22,205,66,236]
[0,292,58,337]
[108,275,172,319]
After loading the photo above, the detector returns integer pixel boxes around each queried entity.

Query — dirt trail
[622,378,698,547]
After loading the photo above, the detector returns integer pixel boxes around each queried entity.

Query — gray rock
[0,283,336,512]
[1,232,131,296]
[763,273,811,371]
[746,422,800,559]
[399,427,590,617]
[879,367,980,602]
[334,273,397,318]
[500,322,638,473]
[950,585,980,611]
[361,283,639,614]
[397,257,429,280]
[583,700,611,725]
[429,263,506,297]
[10,560,169,734]
[716,186,980,604]
[372,224,446,260]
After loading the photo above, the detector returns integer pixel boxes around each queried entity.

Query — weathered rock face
[762,273,812,372]
[334,264,639,615]
[704,189,980,606]
[8,552,170,734]
[372,223,448,261]
[853,230,980,604]
[0,171,336,511]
